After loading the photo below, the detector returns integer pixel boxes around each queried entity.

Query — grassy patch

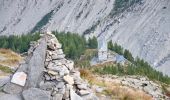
[79,69,152,100]
[0,49,22,66]
[0,64,12,73]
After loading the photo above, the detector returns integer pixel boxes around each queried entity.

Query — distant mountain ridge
[0,0,170,76]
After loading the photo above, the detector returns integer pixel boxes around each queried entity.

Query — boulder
[22,88,50,100]
[11,72,27,86]
[63,75,74,85]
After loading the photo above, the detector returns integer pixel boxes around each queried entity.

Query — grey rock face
[22,88,51,100]
[25,38,47,88]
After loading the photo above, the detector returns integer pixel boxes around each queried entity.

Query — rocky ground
[94,75,168,99]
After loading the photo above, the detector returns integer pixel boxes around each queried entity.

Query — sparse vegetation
[110,0,143,17]
[79,69,152,100]
[31,10,54,33]
[0,49,22,66]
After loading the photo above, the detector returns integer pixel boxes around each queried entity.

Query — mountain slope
[0,0,170,75]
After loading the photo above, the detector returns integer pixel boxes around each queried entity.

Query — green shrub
[110,0,142,17]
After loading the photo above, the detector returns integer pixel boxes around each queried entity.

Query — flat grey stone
[25,38,47,88]
[22,88,50,100]
[3,82,23,94]
[11,72,27,86]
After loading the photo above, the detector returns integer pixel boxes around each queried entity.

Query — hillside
[0,32,169,100]
[0,0,170,76]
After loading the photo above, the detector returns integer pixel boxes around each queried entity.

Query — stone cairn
[0,32,98,100]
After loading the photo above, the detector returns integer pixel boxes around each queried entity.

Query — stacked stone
[41,32,98,100]
[0,32,98,100]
